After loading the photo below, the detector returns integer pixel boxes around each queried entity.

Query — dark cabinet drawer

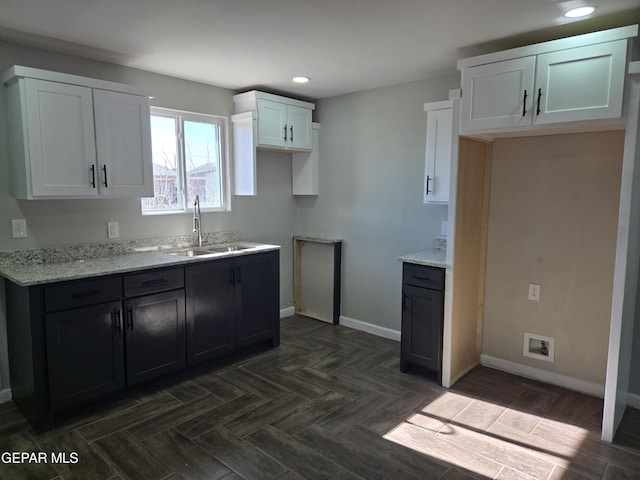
[44,277,122,312]
[123,268,184,297]
[403,263,444,290]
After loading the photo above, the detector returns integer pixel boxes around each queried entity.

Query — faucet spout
[193,195,203,247]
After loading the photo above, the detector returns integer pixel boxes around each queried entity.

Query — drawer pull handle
[72,289,102,299]
[141,278,169,287]
[412,276,435,282]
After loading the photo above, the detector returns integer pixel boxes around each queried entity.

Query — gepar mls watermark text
[1,451,79,464]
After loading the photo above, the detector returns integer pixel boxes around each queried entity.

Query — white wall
[483,132,624,389]
[297,76,458,332]
[0,40,298,391]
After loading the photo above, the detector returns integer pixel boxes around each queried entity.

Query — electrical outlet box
[528,283,541,301]
[11,219,27,238]
[523,332,555,362]
[107,222,119,239]
[441,220,448,236]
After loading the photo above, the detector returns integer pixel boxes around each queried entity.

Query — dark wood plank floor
[1,315,640,479]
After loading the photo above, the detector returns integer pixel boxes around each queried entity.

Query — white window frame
[142,107,231,215]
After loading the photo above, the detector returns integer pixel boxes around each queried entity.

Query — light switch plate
[11,219,27,238]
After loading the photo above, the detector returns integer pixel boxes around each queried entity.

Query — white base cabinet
[458,26,637,136]
[2,66,153,199]
[424,100,453,204]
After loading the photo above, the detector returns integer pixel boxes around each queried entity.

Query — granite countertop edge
[398,248,447,268]
[0,242,280,287]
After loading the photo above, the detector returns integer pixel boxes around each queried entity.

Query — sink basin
[168,243,254,257]
[168,247,218,257]
[206,245,252,253]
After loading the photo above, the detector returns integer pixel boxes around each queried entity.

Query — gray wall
[0,40,298,391]
[297,77,458,331]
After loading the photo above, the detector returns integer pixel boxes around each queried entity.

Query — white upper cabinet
[232,90,316,196]
[458,25,637,136]
[2,66,153,199]
[93,89,152,197]
[424,100,453,204]
[535,41,627,125]
[461,56,535,132]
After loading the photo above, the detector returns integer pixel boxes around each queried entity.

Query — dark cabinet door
[45,300,125,411]
[235,251,279,349]
[124,290,186,385]
[185,259,235,365]
[401,284,443,373]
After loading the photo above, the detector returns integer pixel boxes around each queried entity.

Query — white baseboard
[0,388,11,404]
[628,392,640,410]
[280,306,295,318]
[339,315,400,342]
[481,354,604,398]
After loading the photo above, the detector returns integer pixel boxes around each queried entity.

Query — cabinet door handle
[229,268,235,285]
[102,165,108,188]
[403,294,409,311]
[522,89,528,116]
[283,124,288,142]
[426,175,432,195]
[536,88,542,116]
[237,266,241,285]
[127,307,134,330]
[90,164,96,188]
[113,309,122,333]
[290,125,294,143]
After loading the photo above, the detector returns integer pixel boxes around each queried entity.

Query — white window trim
[142,106,231,215]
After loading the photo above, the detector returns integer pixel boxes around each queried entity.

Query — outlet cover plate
[528,283,541,301]
[107,222,119,239]
[11,219,27,238]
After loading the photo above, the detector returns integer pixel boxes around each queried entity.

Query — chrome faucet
[193,195,203,247]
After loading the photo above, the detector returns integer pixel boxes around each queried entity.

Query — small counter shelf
[293,235,342,324]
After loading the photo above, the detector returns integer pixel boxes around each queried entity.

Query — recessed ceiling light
[564,6,596,18]
[292,76,310,84]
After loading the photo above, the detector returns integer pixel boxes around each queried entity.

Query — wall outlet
[441,220,448,236]
[11,219,27,238]
[107,221,119,239]
[528,283,541,301]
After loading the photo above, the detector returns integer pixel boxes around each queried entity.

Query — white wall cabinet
[2,66,153,199]
[458,27,635,136]
[424,100,453,204]
[292,123,320,195]
[232,90,316,196]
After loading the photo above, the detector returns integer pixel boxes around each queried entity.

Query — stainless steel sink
[168,243,254,257]
[206,245,252,253]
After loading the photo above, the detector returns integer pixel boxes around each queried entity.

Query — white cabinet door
[24,79,98,197]
[424,103,453,204]
[535,40,627,125]
[256,99,287,148]
[93,90,153,197]
[287,105,313,151]
[460,56,535,133]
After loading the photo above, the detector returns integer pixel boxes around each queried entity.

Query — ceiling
[1,0,639,99]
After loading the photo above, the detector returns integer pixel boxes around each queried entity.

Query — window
[142,107,230,214]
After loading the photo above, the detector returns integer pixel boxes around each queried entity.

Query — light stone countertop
[398,248,447,268]
[0,241,280,287]
[398,236,447,268]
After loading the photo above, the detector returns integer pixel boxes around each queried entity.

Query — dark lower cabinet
[185,250,280,365]
[45,300,125,412]
[124,289,186,385]
[235,252,280,349]
[400,263,444,383]
[185,258,236,365]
